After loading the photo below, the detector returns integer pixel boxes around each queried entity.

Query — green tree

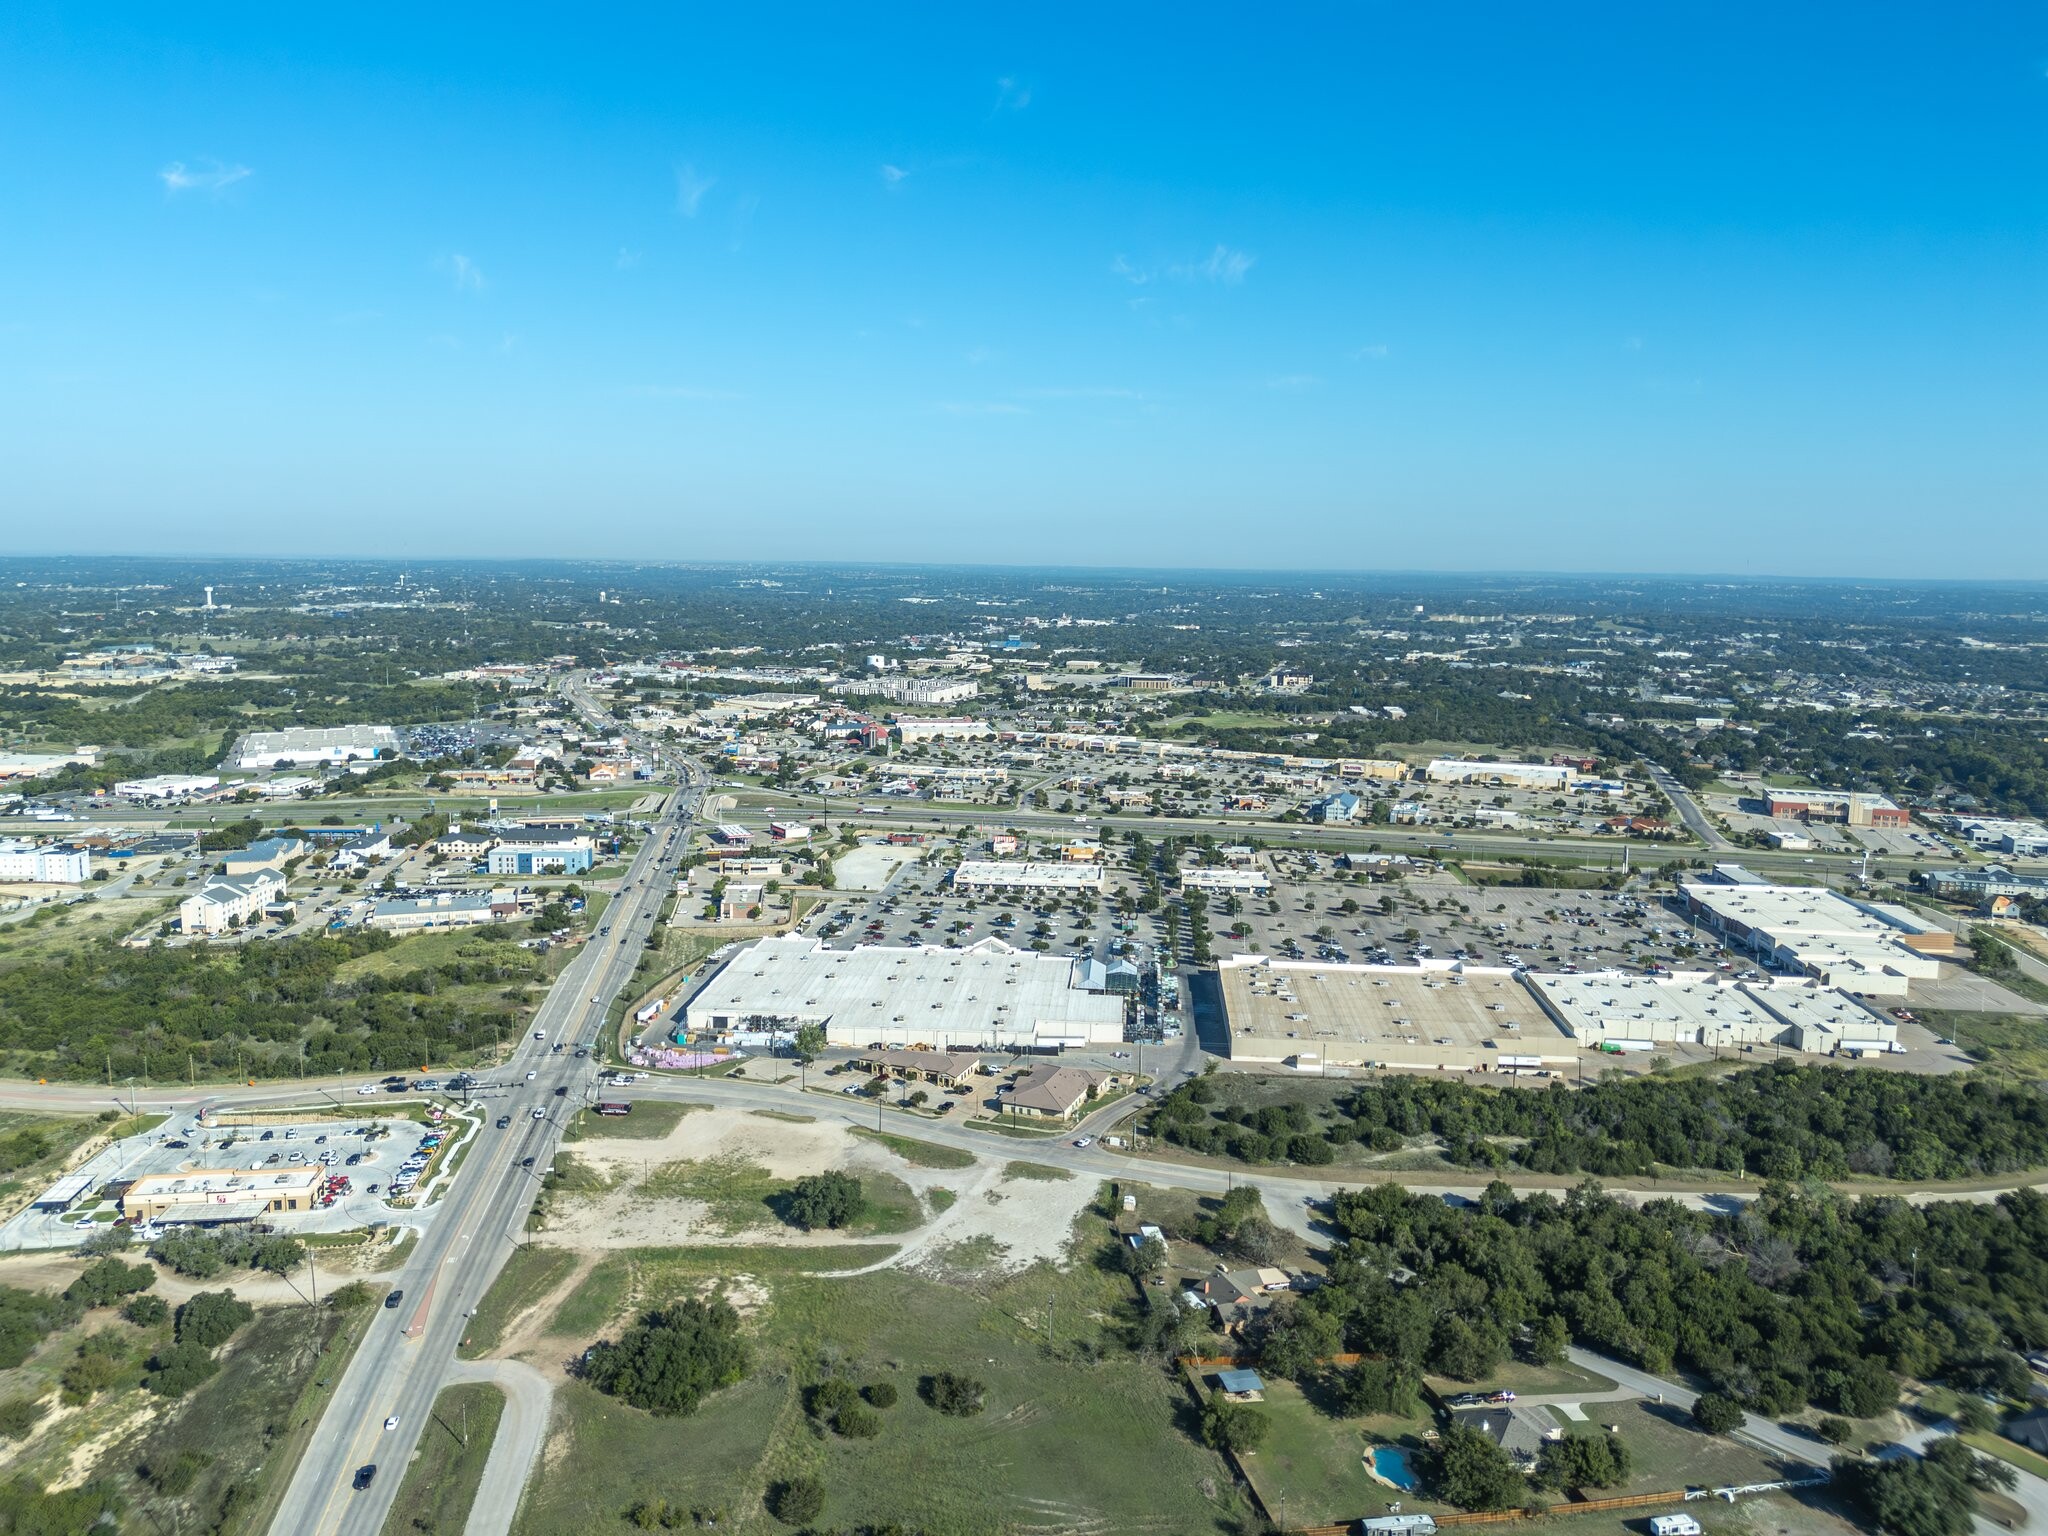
[64,1258,155,1310]
[583,1297,750,1418]
[175,1290,254,1349]
[1335,1358,1421,1418]
[1528,1313,1570,1367]
[923,1372,986,1416]
[782,1171,864,1231]
[1691,1392,1745,1435]
[767,1476,825,1525]
[1429,1421,1527,1511]
[1200,1389,1270,1455]
[1534,1432,1631,1491]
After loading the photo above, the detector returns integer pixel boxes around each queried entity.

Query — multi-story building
[0,840,90,883]
[179,870,286,934]
[1763,788,1910,828]
[486,832,595,876]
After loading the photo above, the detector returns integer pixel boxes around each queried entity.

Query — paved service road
[443,1358,552,1536]
[1645,761,1732,851]
[265,696,703,1536]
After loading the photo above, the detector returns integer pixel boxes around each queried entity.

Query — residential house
[1453,1404,1562,1464]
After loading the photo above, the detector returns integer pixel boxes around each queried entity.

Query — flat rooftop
[1525,971,1896,1051]
[684,934,1124,1048]
[1218,959,1569,1068]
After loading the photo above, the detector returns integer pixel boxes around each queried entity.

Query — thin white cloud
[1172,245,1255,284]
[1349,343,1390,360]
[616,247,643,270]
[159,159,251,195]
[441,253,486,292]
[965,346,994,365]
[1113,245,1255,287]
[880,163,910,185]
[1623,335,1645,351]
[935,401,1028,416]
[1261,373,1319,391]
[675,162,717,217]
[994,76,1032,112]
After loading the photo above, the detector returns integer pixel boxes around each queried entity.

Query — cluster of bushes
[148,1226,306,1278]
[584,1298,749,1417]
[920,1372,985,1417]
[805,1377,894,1439]
[1149,1061,2048,1181]
[144,1290,256,1398]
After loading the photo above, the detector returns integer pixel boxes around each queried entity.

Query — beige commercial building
[122,1165,325,1224]
[1217,957,1571,1071]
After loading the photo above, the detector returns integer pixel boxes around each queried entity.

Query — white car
[384,1415,399,1430]
[356,1085,378,1096]
[1072,1136,1094,1148]
[526,1070,538,1080]
[531,1107,545,1120]
[533,1030,545,1041]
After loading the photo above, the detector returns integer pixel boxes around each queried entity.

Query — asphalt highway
[264,728,702,1533]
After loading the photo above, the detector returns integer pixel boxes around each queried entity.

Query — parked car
[384,1290,404,1309]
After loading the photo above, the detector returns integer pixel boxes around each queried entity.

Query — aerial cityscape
[2,10,2046,1536]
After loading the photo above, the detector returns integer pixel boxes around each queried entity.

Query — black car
[384,1289,404,1309]
[353,1465,377,1491]
[496,1114,511,1129]
[554,1085,568,1097]
[521,1156,535,1167]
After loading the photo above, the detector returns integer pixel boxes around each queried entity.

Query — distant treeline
[1148,1061,2048,1182]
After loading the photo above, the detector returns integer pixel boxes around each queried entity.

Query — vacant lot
[512,1241,1247,1536]
[537,1106,1096,1273]
[563,1102,699,1142]
[460,1247,578,1359]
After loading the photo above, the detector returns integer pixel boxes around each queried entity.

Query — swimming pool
[1371,1445,1422,1492]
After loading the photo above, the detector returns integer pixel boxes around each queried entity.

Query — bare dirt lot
[543,1108,1093,1274]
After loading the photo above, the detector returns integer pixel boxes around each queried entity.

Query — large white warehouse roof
[682,934,1123,1049]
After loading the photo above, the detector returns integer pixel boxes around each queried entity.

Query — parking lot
[0,1109,477,1252]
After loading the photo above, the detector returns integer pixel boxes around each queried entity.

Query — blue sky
[3,5,2044,576]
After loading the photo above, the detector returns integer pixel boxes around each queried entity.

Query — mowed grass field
[1241,1378,1449,1527]
[510,1236,1249,1536]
